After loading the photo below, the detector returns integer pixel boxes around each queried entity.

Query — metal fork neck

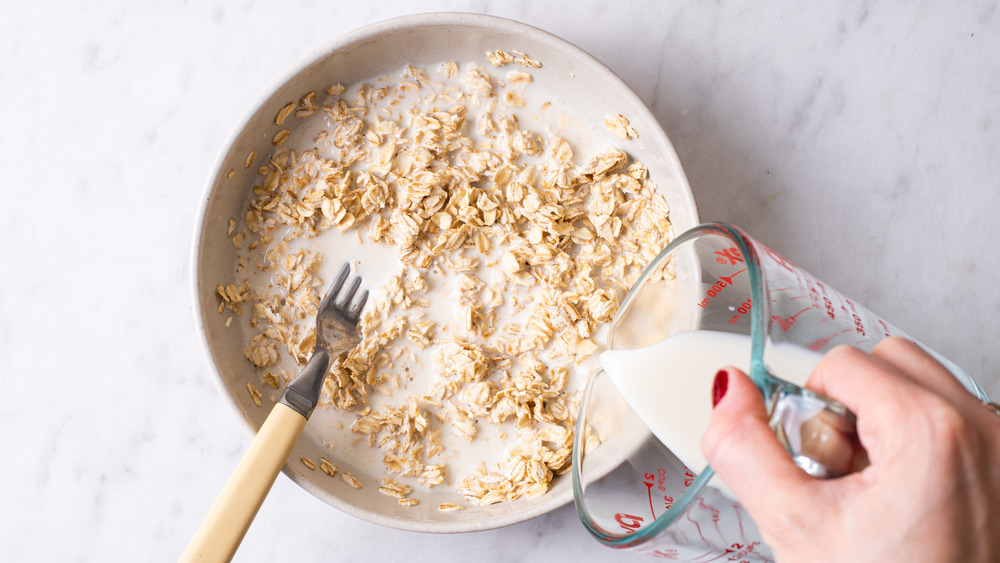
[279,348,331,419]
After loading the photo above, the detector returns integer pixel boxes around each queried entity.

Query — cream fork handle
[179,403,307,563]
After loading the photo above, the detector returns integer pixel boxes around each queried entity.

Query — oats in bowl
[194,13,697,533]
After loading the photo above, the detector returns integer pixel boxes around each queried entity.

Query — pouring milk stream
[600,330,821,475]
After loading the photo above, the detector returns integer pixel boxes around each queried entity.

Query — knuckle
[824,344,861,361]
[872,336,918,357]
[922,395,972,452]
[817,344,868,372]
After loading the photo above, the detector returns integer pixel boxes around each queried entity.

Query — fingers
[807,339,964,415]
[701,367,814,517]
[803,345,914,429]
[701,340,996,561]
[870,338,972,405]
[804,340,979,467]
[873,338,1000,433]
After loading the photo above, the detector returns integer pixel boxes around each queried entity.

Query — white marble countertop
[3,1,999,561]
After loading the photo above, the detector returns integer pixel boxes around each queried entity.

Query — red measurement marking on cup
[698,271,747,310]
[686,500,709,549]
[646,548,680,559]
[724,541,763,561]
[733,502,748,540]
[841,299,866,336]
[877,318,892,338]
[796,278,837,320]
[699,497,721,524]
[620,467,696,531]
[760,244,797,274]
[615,512,645,533]
[771,307,810,332]
[816,282,840,320]
[641,469,680,518]
[807,328,853,351]
[714,247,744,265]
[643,472,658,517]
[723,298,753,325]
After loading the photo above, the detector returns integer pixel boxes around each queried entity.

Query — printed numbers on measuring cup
[817,282,837,321]
[632,467,697,525]
[644,469,677,511]
[644,469,668,492]
[698,273,747,308]
[726,298,753,325]
[841,299,866,336]
[724,541,763,561]
[615,512,645,532]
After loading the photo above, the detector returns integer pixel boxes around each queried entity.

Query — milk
[600,330,821,473]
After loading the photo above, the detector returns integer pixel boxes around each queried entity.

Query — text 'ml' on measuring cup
[571,222,988,561]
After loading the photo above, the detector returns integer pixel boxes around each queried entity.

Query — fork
[181,264,368,562]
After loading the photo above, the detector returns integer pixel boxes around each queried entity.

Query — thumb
[700,367,814,516]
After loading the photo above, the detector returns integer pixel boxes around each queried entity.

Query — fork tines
[321,263,368,321]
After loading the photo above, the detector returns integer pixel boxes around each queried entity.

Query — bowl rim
[190,10,699,533]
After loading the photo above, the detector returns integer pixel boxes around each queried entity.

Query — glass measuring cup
[571,222,988,560]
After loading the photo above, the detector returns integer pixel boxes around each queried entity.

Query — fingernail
[712,369,729,408]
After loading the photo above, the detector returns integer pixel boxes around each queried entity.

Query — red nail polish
[712,369,729,407]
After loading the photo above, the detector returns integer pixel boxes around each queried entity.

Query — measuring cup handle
[768,385,868,478]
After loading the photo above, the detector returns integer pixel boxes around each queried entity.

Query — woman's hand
[701,338,1000,562]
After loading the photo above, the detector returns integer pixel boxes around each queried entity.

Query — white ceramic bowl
[192,12,698,533]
